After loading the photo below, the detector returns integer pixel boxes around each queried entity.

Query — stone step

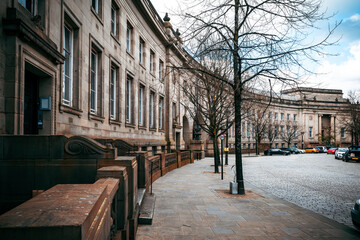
[138,194,156,225]
[137,188,146,207]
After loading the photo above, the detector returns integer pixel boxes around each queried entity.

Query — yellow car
[304,148,319,153]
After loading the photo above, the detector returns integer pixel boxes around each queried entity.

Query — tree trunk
[213,137,220,173]
[233,0,245,195]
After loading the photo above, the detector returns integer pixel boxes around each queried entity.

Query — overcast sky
[150,0,360,96]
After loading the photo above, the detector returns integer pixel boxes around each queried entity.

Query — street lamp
[225,110,230,165]
[248,136,251,156]
[301,131,305,149]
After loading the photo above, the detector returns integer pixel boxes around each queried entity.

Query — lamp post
[225,110,229,165]
[248,136,251,156]
[301,131,305,149]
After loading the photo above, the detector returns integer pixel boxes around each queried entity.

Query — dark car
[264,148,290,156]
[280,148,301,154]
[280,148,295,153]
[315,146,327,153]
[343,146,360,162]
[351,199,360,230]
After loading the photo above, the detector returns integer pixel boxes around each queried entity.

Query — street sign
[220,134,225,140]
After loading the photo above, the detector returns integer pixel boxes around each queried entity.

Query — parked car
[304,148,319,153]
[291,148,305,154]
[351,199,360,230]
[297,148,306,154]
[315,146,327,153]
[281,148,296,154]
[343,146,360,162]
[335,148,348,160]
[264,148,291,156]
[327,147,337,154]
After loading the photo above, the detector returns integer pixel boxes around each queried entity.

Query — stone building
[227,87,352,152]
[0,0,196,153]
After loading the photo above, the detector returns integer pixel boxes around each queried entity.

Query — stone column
[318,114,322,143]
[330,115,335,145]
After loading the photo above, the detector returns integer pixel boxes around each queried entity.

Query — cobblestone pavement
[241,153,360,229]
[136,156,360,239]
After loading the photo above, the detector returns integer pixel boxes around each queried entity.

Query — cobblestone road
[237,153,360,228]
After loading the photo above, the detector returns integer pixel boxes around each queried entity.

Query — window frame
[126,22,133,53]
[126,76,133,123]
[309,127,313,138]
[158,96,164,130]
[63,24,73,106]
[150,50,155,73]
[149,91,155,129]
[18,0,37,15]
[139,38,145,65]
[110,66,116,120]
[159,59,164,81]
[138,84,145,126]
[90,50,98,114]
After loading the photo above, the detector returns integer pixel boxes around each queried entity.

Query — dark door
[24,70,39,134]
[176,132,180,150]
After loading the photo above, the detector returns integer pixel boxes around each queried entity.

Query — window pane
[110,68,116,119]
[63,26,73,106]
[126,79,131,122]
[111,7,116,35]
[90,51,97,113]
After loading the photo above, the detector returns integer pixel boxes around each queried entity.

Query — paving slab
[136,157,360,239]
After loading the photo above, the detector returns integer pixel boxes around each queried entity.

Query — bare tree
[245,101,272,155]
[177,0,339,194]
[280,123,300,148]
[341,91,360,145]
[181,67,234,173]
[267,119,279,148]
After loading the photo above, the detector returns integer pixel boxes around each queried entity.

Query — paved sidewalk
[136,157,360,240]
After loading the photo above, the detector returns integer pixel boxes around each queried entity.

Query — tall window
[126,77,132,123]
[90,50,98,114]
[247,123,250,137]
[18,0,37,15]
[280,126,284,136]
[92,0,98,13]
[149,91,155,128]
[309,127,313,138]
[341,128,345,138]
[281,113,284,120]
[159,97,164,129]
[110,67,116,119]
[275,143,278,148]
[275,113,278,120]
[287,114,290,121]
[111,4,117,36]
[294,114,297,121]
[172,102,177,122]
[139,38,144,64]
[150,50,155,73]
[138,85,145,126]
[63,25,73,106]
[274,126,278,136]
[159,60,164,80]
[126,23,133,53]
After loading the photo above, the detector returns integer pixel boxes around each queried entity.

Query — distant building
[228,87,352,152]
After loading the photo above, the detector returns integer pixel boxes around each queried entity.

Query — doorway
[176,132,180,150]
[24,70,39,134]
